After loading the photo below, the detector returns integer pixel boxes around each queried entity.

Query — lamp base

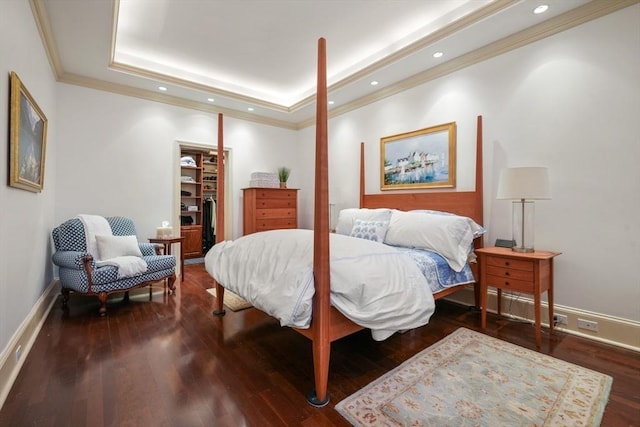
[511,200,535,254]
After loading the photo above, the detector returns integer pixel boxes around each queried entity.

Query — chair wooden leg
[98,292,108,316]
[166,274,177,295]
[61,288,70,309]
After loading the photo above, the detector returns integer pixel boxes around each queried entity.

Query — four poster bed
[206,38,484,407]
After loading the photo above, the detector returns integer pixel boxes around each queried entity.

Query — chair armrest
[138,243,157,256]
[52,251,94,270]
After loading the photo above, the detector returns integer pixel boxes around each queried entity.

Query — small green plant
[277,167,291,183]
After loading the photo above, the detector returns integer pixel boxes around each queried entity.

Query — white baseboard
[446,286,640,352]
[0,280,59,409]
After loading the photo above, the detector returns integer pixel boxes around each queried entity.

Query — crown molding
[32,0,638,130]
[30,0,63,79]
[58,72,299,130]
[108,61,293,114]
[289,0,519,113]
[297,0,639,129]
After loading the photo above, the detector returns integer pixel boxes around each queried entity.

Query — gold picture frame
[9,71,48,193]
[381,122,456,190]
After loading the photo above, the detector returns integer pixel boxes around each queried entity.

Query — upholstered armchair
[52,216,177,316]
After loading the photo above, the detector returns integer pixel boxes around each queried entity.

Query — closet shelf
[180,149,221,259]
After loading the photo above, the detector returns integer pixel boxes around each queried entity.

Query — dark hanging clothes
[202,198,215,252]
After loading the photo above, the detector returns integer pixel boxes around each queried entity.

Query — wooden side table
[149,236,185,283]
[476,247,561,347]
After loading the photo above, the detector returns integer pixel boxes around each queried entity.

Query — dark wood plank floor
[1,263,638,426]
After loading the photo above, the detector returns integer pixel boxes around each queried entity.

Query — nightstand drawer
[486,256,533,272]
[486,274,534,292]
[486,265,534,282]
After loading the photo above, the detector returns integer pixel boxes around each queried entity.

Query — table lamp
[497,167,551,252]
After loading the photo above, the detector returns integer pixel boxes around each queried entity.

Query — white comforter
[204,229,435,341]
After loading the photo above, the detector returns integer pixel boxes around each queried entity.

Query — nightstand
[476,247,561,347]
[149,236,185,283]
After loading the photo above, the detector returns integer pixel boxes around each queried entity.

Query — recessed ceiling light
[433,51,444,58]
[533,5,549,14]
[247,107,254,111]
[207,98,215,102]
[158,86,167,91]
[328,100,335,105]
[370,81,379,86]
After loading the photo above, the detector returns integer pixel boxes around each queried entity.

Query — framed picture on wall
[9,71,48,193]
[380,122,456,190]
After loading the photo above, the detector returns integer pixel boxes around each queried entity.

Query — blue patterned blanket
[394,246,476,293]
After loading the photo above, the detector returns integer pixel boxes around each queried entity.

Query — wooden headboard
[359,115,484,228]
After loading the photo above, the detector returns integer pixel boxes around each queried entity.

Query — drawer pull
[505,272,510,276]
[505,261,510,266]
[505,281,510,286]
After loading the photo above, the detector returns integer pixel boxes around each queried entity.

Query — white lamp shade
[497,167,551,200]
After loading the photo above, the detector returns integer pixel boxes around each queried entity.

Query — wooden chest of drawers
[243,187,298,235]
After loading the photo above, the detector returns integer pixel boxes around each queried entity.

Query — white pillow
[384,210,475,272]
[95,234,143,260]
[409,209,486,238]
[349,219,389,243]
[335,208,393,235]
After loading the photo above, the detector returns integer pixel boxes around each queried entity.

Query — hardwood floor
[1,263,638,426]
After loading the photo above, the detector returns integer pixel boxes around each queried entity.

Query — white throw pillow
[349,219,389,243]
[409,209,486,238]
[95,234,143,260]
[335,208,393,235]
[384,210,475,272]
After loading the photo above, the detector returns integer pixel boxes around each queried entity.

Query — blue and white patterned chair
[52,216,177,316]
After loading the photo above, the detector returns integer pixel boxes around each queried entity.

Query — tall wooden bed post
[294,38,364,406]
[213,113,226,316]
[307,37,332,407]
[210,41,348,405]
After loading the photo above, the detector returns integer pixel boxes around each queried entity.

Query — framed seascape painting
[9,71,48,192]
[380,122,456,190]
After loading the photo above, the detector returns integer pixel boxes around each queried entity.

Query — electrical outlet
[553,314,568,325]
[577,319,598,332]
[15,345,22,362]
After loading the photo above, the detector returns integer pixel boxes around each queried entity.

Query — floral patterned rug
[335,328,612,426]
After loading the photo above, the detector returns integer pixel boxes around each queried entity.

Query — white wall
[0,0,58,359]
[298,5,640,322]
[1,1,638,367]
[56,85,301,240]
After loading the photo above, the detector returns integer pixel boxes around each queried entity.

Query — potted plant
[277,167,291,188]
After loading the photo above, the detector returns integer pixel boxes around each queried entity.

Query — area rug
[206,287,252,311]
[335,328,612,426]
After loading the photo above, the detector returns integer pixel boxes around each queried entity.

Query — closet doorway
[177,142,231,261]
